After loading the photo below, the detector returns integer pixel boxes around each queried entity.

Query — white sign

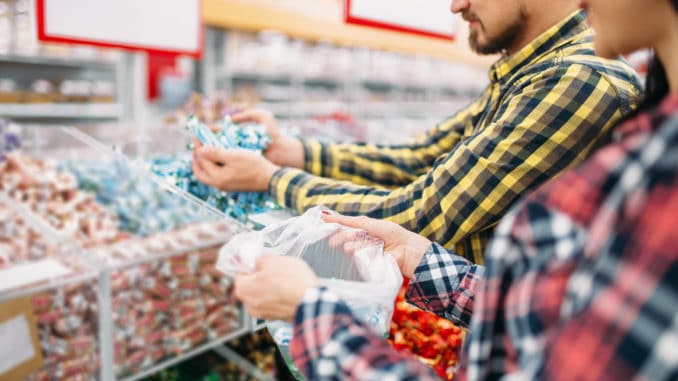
[346,0,461,39]
[0,316,35,374]
[0,259,73,293]
[37,0,202,56]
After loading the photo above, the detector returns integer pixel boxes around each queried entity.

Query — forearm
[300,113,466,187]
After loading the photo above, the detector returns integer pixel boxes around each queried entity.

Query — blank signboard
[36,0,202,56]
[345,0,460,40]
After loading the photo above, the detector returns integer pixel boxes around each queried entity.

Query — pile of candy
[0,153,123,248]
[0,204,64,267]
[29,284,101,381]
[26,225,242,381]
[151,116,278,222]
[388,281,465,380]
[63,159,203,236]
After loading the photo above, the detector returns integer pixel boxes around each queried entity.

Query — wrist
[403,236,432,279]
[281,135,305,169]
[260,161,281,191]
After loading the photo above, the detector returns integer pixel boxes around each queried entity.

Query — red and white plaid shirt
[290,94,678,380]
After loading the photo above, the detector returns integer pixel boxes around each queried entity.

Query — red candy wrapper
[389,281,464,381]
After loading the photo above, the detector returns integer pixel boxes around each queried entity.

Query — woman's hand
[322,212,431,279]
[234,255,318,322]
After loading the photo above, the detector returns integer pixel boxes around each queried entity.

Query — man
[193,0,641,264]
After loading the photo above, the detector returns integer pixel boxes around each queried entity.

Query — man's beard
[467,8,528,55]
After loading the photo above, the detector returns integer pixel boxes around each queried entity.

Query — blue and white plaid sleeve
[406,242,485,328]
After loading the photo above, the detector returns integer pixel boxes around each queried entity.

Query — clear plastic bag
[216,207,403,372]
[217,206,402,330]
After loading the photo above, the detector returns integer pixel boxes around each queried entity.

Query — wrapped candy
[389,280,465,380]
[151,115,279,222]
[63,158,202,236]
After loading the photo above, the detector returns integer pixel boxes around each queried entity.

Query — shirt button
[424,298,431,305]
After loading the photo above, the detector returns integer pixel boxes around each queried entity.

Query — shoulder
[512,40,641,115]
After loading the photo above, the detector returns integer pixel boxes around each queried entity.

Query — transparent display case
[3,125,252,381]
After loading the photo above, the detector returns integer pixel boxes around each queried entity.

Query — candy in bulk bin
[63,158,203,236]
[0,152,124,248]
[151,115,279,223]
[89,220,243,377]
[389,281,465,380]
[0,194,102,381]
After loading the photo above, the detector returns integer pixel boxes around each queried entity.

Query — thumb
[254,254,278,271]
[323,213,377,235]
[207,123,222,133]
[199,146,235,164]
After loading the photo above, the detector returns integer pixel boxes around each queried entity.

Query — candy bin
[9,125,251,380]
[0,192,105,381]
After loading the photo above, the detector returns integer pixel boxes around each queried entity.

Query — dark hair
[643,55,669,110]
[641,0,678,110]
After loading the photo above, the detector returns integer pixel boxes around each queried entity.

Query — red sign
[345,0,458,41]
[36,0,203,58]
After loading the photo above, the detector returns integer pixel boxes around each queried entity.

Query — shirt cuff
[269,167,312,211]
[405,242,483,328]
[300,139,328,176]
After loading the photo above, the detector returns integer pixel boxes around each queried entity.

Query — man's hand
[231,109,305,169]
[323,212,432,279]
[234,255,318,322]
[192,138,280,192]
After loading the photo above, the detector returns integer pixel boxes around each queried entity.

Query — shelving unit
[199,27,483,123]
[0,53,119,68]
[0,52,128,122]
[0,103,123,119]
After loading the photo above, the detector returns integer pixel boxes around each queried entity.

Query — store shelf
[0,53,119,69]
[202,0,494,67]
[0,103,122,119]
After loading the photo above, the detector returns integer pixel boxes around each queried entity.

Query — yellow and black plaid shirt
[268,11,641,264]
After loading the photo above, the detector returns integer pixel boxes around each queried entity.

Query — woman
[234,0,678,379]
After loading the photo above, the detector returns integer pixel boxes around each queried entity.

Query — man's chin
[468,37,505,56]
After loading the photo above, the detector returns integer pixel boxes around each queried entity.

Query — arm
[270,64,624,253]
[300,98,483,187]
[291,287,441,381]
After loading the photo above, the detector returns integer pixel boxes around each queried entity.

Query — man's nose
[450,0,471,13]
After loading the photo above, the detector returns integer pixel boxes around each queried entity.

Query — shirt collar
[488,10,589,83]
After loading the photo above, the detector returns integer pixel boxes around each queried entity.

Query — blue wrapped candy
[63,159,201,236]
[152,115,278,223]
